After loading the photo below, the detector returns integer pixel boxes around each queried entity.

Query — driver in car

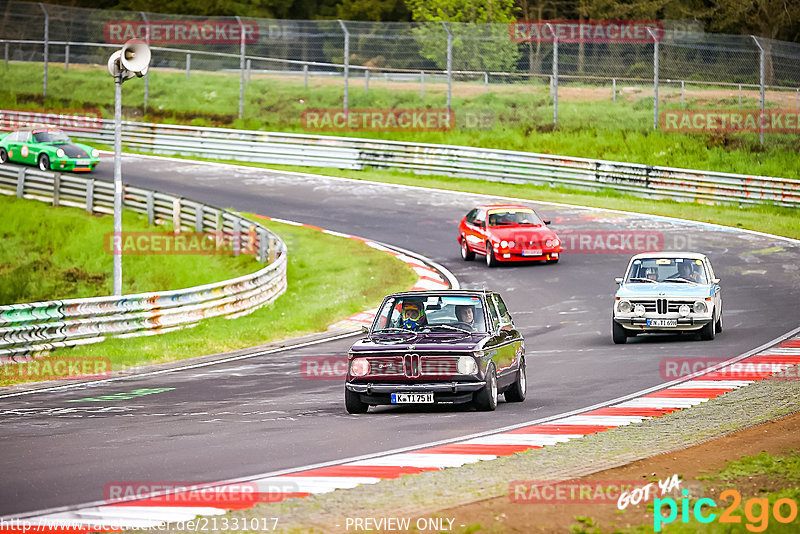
[670,261,698,282]
[454,304,476,331]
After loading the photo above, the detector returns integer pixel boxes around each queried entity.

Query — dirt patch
[436,409,800,533]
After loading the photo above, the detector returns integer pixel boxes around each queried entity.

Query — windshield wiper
[664,277,697,284]
[372,328,416,335]
[628,277,657,283]
[421,324,472,334]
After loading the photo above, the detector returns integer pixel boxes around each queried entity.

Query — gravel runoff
[160,372,800,533]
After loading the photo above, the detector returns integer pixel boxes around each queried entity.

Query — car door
[4,131,20,162]
[16,131,35,165]
[705,259,722,319]
[490,293,523,388]
[467,209,488,255]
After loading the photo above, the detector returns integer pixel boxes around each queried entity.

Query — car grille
[630,299,697,314]
[364,355,459,378]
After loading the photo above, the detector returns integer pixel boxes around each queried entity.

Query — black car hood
[352,332,488,352]
[50,143,89,158]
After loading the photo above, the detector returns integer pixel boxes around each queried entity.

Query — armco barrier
[0,165,287,360]
[1,110,796,207]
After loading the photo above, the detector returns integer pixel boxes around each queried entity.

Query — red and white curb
[13,334,800,532]
[252,215,456,331]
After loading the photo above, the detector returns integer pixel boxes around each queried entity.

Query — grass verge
[0,216,417,387]
[0,194,259,304]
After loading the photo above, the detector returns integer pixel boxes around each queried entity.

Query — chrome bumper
[346,381,485,393]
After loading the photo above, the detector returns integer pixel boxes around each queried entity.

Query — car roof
[629,252,708,260]
[475,204,533,211]
[386,289,493,299]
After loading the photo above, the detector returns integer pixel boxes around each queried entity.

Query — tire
[0,148,8,164]
[700,319,716,341]
[474,365,498,411]
[460,236,475,261]
[612,320,628,344]
[504,358,526,403]
[485,242,498,268]
[715,312,723,334]
[546,259,559,264]
[344,388,369,414]
[38,154,50,172]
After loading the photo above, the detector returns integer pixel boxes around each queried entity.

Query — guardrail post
[216,210,223,232]
[420,71,425,98]
[185,53,190,79]
[140,12,150,112]
[195,204,204,232]
[649,27,659,130]
[257,228,267,262]
[236,16,246,119]
[232,218,241,256]
[52,172,60,207]
[85,178,94,213]
[39,3,48,97]
[442,21,452,112]
[338,20,350,114]
[365,69,369,94]
[612,78,616,104]
[65,43,69,72]
[16,168,25,198]
[484,72,488,94]
[751,35,765,145]
[172,198,181,233]
[145,191,154,225]
[268,236,276,263]
[303,64,308,88]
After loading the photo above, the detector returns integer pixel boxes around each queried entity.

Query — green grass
[699,450,800,483]
[2,62,799,179]
[0,194,259,304]
[0,214,417,387]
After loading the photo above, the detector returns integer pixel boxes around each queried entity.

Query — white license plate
[522,249,542,257]
[647,319,677,327]
[75,159,90,165]
[391,392,434,404]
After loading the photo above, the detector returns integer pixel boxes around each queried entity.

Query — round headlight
[693,301,707,314]
[350,358,369,377]
[679,304,691,317]
[91,149,100,158]
[500,240,508,249]
[508,241,515,248]
[457,356,478,375]
[618,300,632,313]
[634,304,646,317]
[56,148,65,158]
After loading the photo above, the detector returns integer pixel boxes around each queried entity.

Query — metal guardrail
[0,164,288,360]
[2,110,796,207]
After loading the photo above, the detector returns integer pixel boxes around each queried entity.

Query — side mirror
[615,277,623,285]
[713,278,720,284]
[361,325,369,334]
[543,219,551,225]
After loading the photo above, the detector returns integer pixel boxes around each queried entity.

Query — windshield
[487,209,541,227]
[33,130,71,144]
[627,258,708,284]
[374,295,487,333]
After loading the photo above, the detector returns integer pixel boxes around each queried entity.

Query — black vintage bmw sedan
[344,290,526,414]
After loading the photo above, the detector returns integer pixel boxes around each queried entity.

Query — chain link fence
[2,0,800,141]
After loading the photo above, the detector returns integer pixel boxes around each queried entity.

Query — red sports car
[457,204,562,267]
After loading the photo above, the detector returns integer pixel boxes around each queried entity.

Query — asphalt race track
[1,154,798,516]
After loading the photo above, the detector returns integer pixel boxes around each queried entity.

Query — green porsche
[0,126,100,172]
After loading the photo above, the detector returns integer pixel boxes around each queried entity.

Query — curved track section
[1,153,798,517]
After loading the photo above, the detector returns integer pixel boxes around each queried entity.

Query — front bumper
[54,159,99,172]
[346,381,485,405]
[496,250,561,262]
[614,316,712,332]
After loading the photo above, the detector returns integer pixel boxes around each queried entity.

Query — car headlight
[457,356,478,375]
[500,240,508,249]
[693,301,707,314]
[618,300,632,313]
[546,239,560,248]
[56,148,65,158]
[91,149,100,158]
[679,304,691,317]
[350,358,369,377]
[634,304,646,317]
[508,241,515,248]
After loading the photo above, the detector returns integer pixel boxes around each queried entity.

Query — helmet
[401,298,426,330]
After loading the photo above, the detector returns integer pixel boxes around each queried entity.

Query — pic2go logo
[654,489,799,532]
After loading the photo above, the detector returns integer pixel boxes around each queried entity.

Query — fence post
[52,172,60,207]
[85,179,94,213]
[338,20,349,114]
[681,80,685,108]
[4,42,8,69]
[420,71,425,98]
[442,21,452,112]
[39,3,48,97]
[649,27,659,130]
[303,64,308,88]
[140,12,151,112]
[236,16,246,119]
[16,168,25,198]
[365,69,369,94]
[65,43,69,72]
[796,88,799,113]
[751,35,765,146]
[484,72,488,94]
[544,23,558,127]
[738,84,742,107]
[185,53,190,79]
[612,78,616,104]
